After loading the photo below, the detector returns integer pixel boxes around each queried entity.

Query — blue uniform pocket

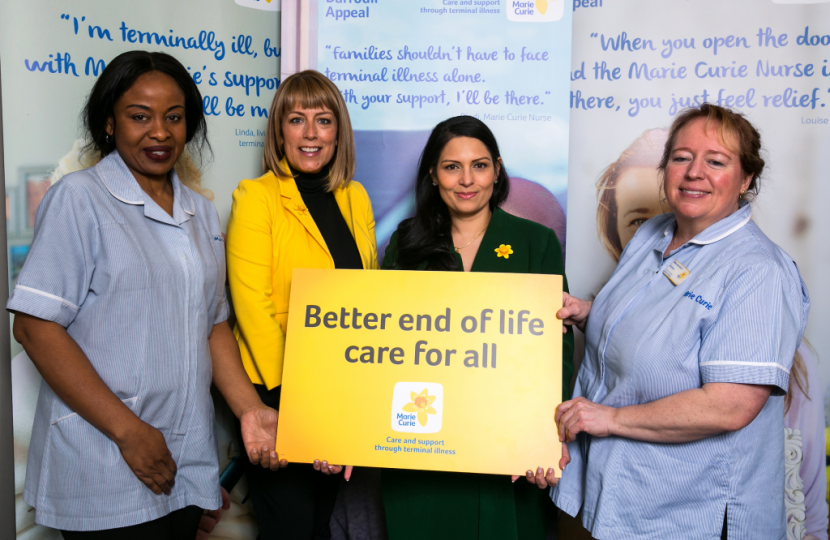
[42,397,150,514]
[610,439,727,536]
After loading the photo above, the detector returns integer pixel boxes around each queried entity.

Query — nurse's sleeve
[214,289,230,325]
[6,182,97,327]
[698,263,804,396]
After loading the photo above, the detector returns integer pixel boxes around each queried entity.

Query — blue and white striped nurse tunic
[551,202,810,539]
[7,152,227,531]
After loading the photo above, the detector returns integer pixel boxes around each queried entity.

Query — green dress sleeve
[381,231,399,270]
[540,229,574,402]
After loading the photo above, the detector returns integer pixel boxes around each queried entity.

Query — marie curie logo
[507,0,564,21]
[390,382,443,433]
[235,0,280,11]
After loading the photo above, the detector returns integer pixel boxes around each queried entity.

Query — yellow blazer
[226,165,379,389]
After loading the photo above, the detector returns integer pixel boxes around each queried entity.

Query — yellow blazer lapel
[277,173,331,257]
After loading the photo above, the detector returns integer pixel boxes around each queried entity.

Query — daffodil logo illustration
[495,244,513,259]
[402,389,437,427]
[536,0,548,15]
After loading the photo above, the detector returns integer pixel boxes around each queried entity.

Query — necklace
[454,228,487,252]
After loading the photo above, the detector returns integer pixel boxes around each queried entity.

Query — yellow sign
[276,269,563,476]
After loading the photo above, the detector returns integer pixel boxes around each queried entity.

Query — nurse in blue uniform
[8,51,279,539]
[552,104,810,540]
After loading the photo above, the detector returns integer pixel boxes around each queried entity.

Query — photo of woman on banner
[552,104,811,539]
[225,69,379,539]
[380,115,574,540]
[6,50,279,539]
[595,128,669,263]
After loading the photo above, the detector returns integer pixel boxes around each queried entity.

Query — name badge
[663,260,690,286]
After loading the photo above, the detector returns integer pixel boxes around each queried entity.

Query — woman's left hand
[556,397,616,443]
[312,461,353,481]
[240,404,287,470]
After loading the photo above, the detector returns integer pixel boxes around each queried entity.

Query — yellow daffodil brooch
[495,244,513,259]
[402,389,437,427]
[294,204,308,215]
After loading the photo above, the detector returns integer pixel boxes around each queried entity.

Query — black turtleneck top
[292,166,363,270]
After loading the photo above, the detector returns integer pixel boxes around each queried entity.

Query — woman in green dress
[381,115,574,540]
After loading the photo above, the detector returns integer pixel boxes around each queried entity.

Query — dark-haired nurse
[381,115,574,540]
[8,50,279,540]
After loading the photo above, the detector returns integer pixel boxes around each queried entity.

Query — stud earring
[105,134,113,145]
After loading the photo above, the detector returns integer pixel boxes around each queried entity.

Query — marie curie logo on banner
[507,0,564,21]
[391,383,443,433]
[235,0,280,11]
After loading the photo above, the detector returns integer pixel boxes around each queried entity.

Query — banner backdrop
[0,1,280,537]
[293,0,574,255]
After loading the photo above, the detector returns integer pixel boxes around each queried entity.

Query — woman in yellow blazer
[226,70,378,540]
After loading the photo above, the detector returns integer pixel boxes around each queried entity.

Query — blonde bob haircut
[263,70,356,192]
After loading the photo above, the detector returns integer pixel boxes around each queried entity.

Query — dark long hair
[82,50,210,161]
[392,116,510,270]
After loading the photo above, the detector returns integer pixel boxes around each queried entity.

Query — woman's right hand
[116,420,177,496]
[557,292,592,333]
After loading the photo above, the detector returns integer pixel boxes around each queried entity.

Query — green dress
[380,207,575,540]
